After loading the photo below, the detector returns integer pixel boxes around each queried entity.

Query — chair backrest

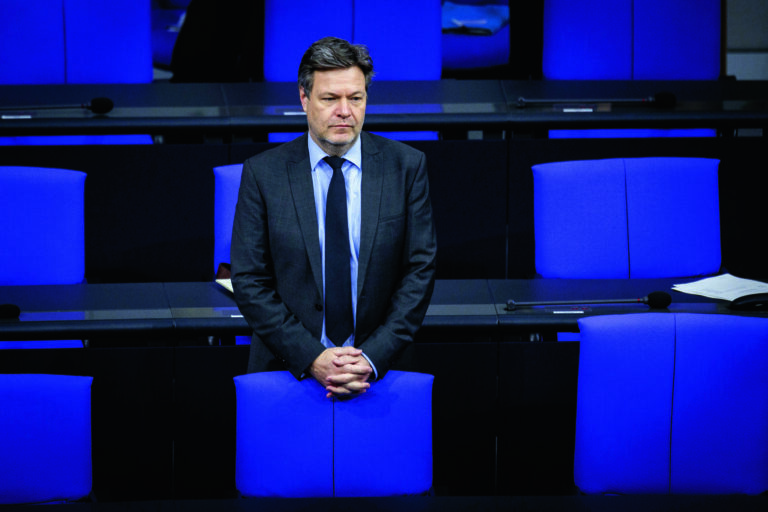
[234,370,433,497]
[263,0,441,142]
[213,164,244,276]
[0,0,152,85]
[575,313,768,494]
[532,157,721,279]
[543,0,721,80]
[64,0,153,84]
[0,166,87,285]
[0,374,93,504]
[263,0,441,82]
[0,1,66,84]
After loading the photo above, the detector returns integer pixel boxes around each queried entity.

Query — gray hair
[298,37,374,96]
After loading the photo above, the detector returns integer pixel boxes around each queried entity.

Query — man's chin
[321,133,359,150]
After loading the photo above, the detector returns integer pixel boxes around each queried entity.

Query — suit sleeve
[357,151,437,378]
[230,157,325,378]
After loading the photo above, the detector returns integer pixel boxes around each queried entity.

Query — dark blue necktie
[324,156,353,345]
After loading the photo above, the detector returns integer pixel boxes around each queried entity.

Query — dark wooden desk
[1,80,766,136]
[1,279,765,500]
[4,278,755,342]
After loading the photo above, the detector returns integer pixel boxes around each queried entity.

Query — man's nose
[336,98,351,117]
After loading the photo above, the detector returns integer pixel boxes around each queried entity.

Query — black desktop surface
[0,282,172,340]
[164,281,247,335]
[0,83,230,135]
[163,279,499,334]
[4,278,766,341]
[502,79,768,129]
[2,80,766,136]
[488,277,740,333]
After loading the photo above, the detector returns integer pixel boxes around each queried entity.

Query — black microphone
[87,97,115,114]
[505,291,672,311]
[0,97,114,115]
[516,92,676,109]
[0,303,21,320]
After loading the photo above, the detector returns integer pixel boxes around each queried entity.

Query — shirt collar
[308,133,362,171]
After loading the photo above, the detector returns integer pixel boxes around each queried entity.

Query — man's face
[300,66,367,156]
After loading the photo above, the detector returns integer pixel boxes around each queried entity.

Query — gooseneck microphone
[516,92,677,109]
[505,291,672,311]
[0,97,114,115]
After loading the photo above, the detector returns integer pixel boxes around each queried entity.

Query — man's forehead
[312,68,366,93]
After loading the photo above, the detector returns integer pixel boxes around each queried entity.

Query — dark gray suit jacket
[231,132,437,379]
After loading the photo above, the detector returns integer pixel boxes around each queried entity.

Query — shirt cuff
[360,352,378,381]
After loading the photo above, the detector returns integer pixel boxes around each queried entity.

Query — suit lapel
[358,133,383,297]
[286,139,323,296]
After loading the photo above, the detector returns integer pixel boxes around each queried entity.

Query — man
[231,37,437,398]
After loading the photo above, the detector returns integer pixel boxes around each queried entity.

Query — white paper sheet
[672,273,768,301]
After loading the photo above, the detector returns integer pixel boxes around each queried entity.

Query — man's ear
[299,87,309,112]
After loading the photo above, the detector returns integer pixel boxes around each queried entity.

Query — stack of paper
[673,273,768,301]
[216,278,233,293]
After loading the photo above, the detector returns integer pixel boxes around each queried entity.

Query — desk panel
[1,496,767,512]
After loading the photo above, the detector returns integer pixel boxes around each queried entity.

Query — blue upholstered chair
[0,1,66,84]
[0,0,152,85]
[0,0,153,145]
[543,0,720,138]
[1,166,87,349]
[234,370,434,497]
[1,167,86,286]
[213,164,243,277]
[532,157,721,279]
[64,0,153,84]
[213,164,250,345]
[575,313,768,494]
[263,0,441,142]
[0,374,93,504]
[441,0,510,74]
[543,0,720,80]
[263,0,441,82]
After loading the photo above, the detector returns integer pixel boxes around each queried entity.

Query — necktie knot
[324,156,346,173]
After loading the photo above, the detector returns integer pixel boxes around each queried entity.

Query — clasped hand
[309,346,372,398]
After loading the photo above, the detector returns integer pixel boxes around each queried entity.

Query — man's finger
[329,346,362,357]
[327,371,370,385]
[332,354,364,366]
[325,381,370,398]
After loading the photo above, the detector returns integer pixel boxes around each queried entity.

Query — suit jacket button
[315,303,323,311]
